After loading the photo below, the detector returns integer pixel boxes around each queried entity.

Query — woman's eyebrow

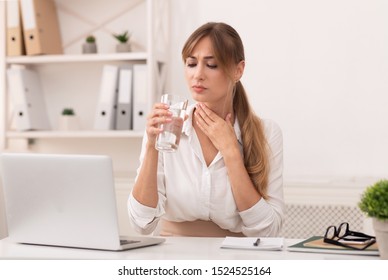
[187,55,214,60]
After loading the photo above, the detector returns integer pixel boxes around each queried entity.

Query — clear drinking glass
[155,94,188,152]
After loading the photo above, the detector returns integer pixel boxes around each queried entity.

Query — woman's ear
[234,60,245,82]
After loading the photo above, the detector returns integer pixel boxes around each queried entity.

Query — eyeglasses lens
[326,226,336,239]
[338,223,348,238]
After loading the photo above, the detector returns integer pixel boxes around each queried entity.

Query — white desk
[0,237,379,260]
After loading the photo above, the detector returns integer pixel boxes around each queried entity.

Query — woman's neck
[203,101,234,122]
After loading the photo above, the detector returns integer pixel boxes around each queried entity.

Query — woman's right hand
[146,103,172,147]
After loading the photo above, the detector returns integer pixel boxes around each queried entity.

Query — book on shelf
[132,64,148,131]
[6,0,26,56]
[287,236,379,256]
[6,66,50,131]
[115,66,133,130]
[94,65,119,130]
[20,0,63,55]
[220,237,284,251]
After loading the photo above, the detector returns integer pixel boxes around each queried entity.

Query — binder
[132,64,148,131]
[115,66,133,130]
[6,0,25,56]
[6,66,50,131]
[94,65,119,130]
[20,0,63,55]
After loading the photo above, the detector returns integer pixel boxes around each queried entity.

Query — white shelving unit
[6,52,149,64]
[6,130,145,139]
[0,0,169,237]
[0,0,169,147]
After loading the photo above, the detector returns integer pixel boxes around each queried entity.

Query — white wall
[168,0,388,181]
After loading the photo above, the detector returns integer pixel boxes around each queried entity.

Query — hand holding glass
[155,94,188,152]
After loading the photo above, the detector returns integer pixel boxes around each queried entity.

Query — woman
[128,22,284,237]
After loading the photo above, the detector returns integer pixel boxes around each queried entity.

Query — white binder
[132,64,148,131]
[94,65,119,130]
[6,67,50,131]
[115,66,133,130]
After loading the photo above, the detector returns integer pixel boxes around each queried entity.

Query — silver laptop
[0,153,165,251]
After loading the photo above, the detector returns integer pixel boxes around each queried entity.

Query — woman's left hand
[194,103,238,153]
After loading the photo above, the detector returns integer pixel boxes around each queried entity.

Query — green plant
[86,35,96,43]
[359,179,388,221]
[113,30,130,43]
[62,108,75,116]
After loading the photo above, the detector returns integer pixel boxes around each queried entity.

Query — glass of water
[155,94,188,152]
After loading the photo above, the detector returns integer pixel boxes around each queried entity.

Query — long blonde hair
[182,22,270,199]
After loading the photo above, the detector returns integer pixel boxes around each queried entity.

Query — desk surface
[0,237,380,260]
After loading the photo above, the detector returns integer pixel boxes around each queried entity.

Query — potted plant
[58,108,80,130]
[82,35,97,54]
[359,179,388,259]
[113,30,131,52]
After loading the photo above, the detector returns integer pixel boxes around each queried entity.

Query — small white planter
[373,218,388,259]
[116,43,131,53]
[82,42,97,54]
[58,116,80,131]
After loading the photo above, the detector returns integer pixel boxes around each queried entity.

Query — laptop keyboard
[120,239,140,245]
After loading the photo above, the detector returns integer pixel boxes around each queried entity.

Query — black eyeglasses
[323,222,376,250]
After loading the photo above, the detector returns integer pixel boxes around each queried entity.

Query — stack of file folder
[6,66,50,131]
[6,0,63,56]
[94,64,149,131]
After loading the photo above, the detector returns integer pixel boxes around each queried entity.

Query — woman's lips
[192,85,206,93]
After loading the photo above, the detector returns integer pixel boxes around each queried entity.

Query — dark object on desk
[323,222,376,250]
[253,238,260,246]
[287,236,379,256]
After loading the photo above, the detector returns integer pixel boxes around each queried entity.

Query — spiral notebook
[221,237,284,251]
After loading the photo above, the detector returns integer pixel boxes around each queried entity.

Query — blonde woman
[128,22,285,237]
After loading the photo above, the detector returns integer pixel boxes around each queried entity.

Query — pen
[253,238,260,246]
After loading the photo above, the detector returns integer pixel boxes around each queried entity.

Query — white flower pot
[58,116,80,131]
[116,43,131,52]
[82,42,97,54]
[373,218,388,259]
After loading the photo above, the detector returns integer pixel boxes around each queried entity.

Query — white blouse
[128,104,285,237]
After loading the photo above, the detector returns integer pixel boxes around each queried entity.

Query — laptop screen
[1,153,123,250]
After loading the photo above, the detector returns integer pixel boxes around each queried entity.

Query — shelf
[0,0,168,158]
[6,130,144,139]
[5,52,148,64]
